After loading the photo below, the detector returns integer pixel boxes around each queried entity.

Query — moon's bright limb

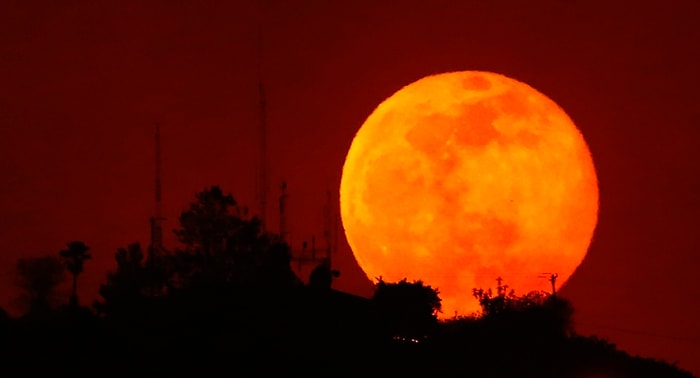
[340,71,599,317]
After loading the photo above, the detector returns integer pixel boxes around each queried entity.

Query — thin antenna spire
[255,8,269,233]
[149,123,164,264]
[155,123,162,220]
[323,187,333,265]
[279,182,288,242]
[257,79,269,232]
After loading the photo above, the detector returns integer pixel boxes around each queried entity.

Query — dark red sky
[2,0,699,373]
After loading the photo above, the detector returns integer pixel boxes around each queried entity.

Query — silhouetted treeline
[1,284,692,377]
[1,185,694,377]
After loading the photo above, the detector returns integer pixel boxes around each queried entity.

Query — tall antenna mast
[279,182,288,242]
[256,11,269,233]
[323,188,333,265]
[149,123,163,264]
[155,123,162,224]
[257,82,268,232]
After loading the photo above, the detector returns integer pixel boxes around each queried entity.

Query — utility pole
[549,273,558,297]
[539,272,559,297]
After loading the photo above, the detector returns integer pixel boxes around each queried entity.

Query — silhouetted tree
[0,306,7,354]
[59,241,91,307]
[15,255,67,316]
[309,258,340,291]
[372,277,441,341]
[472,277,574,340]
[174,185,243,257]
[244,239,301,290]
[95,243,148,317]
[170,185,301,291]
[471,279,518,317]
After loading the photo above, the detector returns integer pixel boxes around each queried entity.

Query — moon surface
[340,71,599,317]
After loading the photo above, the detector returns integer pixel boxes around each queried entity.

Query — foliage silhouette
[174,185,242,257]
[3,186,695,377]
[59,241,91,307]
[372,277,441,341]
[95,243,149,318]
[0,306,7,340]
[15,255,66,316]
[471,277,574,340]
[309,258,340,291]
[167,185,301,292]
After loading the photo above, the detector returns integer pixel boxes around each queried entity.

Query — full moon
[340,71,598,317]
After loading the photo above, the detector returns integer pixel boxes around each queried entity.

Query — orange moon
[340,71,598,317]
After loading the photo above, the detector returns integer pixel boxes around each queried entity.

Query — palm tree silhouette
[59,241,91,307]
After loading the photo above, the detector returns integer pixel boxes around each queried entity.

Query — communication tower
[149,123,165,264]
[279,181,288,242]
[286,184,340,283]
[256,82,269,232]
